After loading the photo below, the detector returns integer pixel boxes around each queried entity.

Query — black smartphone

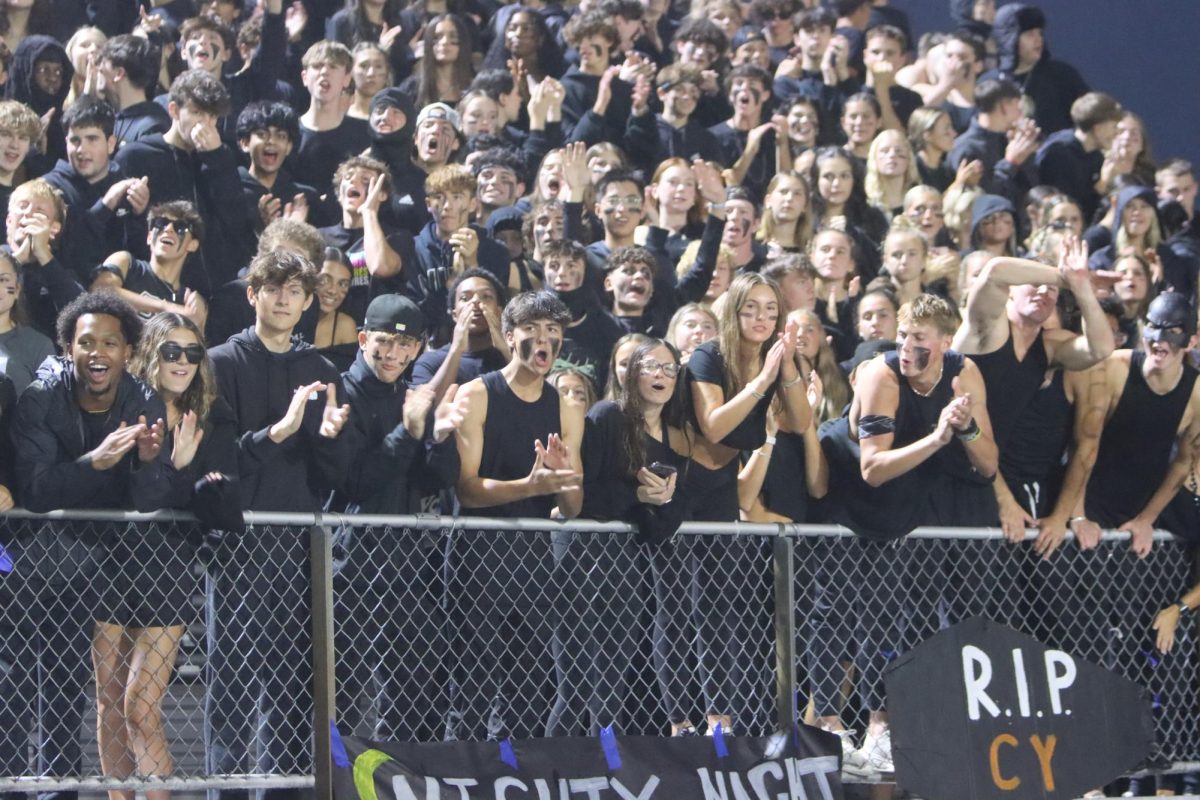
[648,461,678,479]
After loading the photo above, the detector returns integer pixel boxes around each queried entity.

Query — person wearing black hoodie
[5,292,170,800]
[115,69,248,296]
[980,3,1088,137]
[236,101,318,244]
[1035,91,1122,223]
[96,35,172,150]
[205,250,352,800]
[1089,185,1199,303]
[408,164,512,345]
[5,178,85,343]
[366,88,430,235]
[947,78,1039,211]
[967,193,1019,258]
[5,35,72,163]
[543,238,623,387]
[43,97,148,282]
[328,293,465,741]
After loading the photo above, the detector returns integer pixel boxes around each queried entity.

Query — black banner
[333,726,843,800]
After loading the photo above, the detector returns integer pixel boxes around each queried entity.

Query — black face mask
[1144,324,1190,349]
[549,285,594,321]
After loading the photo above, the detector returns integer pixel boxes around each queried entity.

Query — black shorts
[96,527,199,628]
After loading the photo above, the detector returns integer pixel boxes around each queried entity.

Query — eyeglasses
[159,341,205,365]
[640,359,680,378]
[150,217,194,236]
[601,197,643,213]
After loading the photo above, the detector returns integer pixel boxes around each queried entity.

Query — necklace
[910,363,944,398]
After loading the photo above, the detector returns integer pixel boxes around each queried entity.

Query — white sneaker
[824,728,873,778]
[855,726,894,773]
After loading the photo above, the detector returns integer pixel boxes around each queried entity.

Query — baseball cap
[362,294,425,336]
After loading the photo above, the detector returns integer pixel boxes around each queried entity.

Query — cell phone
[648,462,678,479]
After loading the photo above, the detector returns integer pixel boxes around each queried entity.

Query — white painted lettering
[963,645,1000,720]
[610,776,659,800]
[1044,650,1076,714]
[1013,648,1031,717]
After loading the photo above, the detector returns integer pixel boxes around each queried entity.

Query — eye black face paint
[549,337,562,359]
[518,338,534,361]
[913,346,931,371]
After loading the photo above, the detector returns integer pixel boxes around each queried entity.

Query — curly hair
[245,250,319,296]
[168,69,230,117]
[56,290,142,352]
[501,290,571,336]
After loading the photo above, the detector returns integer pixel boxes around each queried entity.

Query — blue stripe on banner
[599,725,621,770]
[499,739,518,769]
[0,543,10,573]
[330,721,351,768]
[712,722,728,758]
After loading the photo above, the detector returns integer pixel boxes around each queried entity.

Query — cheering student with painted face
[1038,292,1200,560]
[450,290,583,741]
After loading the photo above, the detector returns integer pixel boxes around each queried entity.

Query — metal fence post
[311,524,336,800]
[772,525,797,731]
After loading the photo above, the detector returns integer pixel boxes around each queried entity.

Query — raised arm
[955,255,1064,353]
[1044,236,1115,370]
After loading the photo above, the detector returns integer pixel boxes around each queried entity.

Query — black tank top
[475,370,562,518]
[887,349,985,483]
[1086,352,1198,527]
[1001,368,1071,486]
[971,326,1048,449]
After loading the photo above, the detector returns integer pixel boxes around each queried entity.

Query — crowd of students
[0,0,1198,796]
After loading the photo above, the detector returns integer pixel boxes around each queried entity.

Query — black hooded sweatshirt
[43,159,135,281]
[208,327,352,511]
[6,36,72,163]
[329,350,460,515]
[947,117,1036,209]
[1088,185,1199,302]
[13,356,172,513]
[1035,127,1104,222]
[114,133,249,294]
[981,3,1088,135]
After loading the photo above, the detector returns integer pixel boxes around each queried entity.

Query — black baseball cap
[362,294,425,336]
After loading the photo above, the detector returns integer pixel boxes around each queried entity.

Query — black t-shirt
[410,344,508,387]
[686,339,773,451]
[122,260,198,316]
[294,117,372,201]
[320,223,414,325]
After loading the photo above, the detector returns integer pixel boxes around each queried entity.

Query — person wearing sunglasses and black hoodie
[90,201,209,333]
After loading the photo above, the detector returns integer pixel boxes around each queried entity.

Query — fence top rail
[0,509,1176,542]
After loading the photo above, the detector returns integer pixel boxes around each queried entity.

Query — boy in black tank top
[825,294,998,772]
[953,238,1114,541]
[1039,293,1200,559]
[450,291,584,740]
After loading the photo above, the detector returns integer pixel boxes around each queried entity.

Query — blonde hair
[791,307,849,424]
[898,293,961,337]
[757,171,813,248]
[864,129,920,209]
[9,179,66,223]
[0,100,42,141]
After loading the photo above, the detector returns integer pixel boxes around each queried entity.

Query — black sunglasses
[150,217,194,236]
[159,341,205,365]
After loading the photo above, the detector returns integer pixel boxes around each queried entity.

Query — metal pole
[310,525,336,800]
[772,527,797,731]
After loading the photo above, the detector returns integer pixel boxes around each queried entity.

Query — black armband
[90,263,125,285]
[858,414,895,439]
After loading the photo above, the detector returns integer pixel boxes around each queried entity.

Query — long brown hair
[715,272,785,398]
[757,171,813,249]
[130,312,216,424]
[415,13,473,109]
[618,340,686,477]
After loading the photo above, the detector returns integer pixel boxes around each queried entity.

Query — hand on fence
[997,494,1037,544]
[1033,515,1067,559]
[1120,516,1155,558]
[1155,605,1182,653]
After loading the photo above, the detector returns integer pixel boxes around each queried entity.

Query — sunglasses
[150,217,194,236]
[159,341,205,365]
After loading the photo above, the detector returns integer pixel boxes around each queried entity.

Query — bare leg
[124,625,185,800]
[93,621,135,800]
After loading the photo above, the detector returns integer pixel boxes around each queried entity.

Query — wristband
[781,375,804,389]
[707,202,726,212]
[956,417,981,442]
[1179,602,1192,617]
[764,435,777,446]
[1068,516,1087,530]
[750,388,767,400]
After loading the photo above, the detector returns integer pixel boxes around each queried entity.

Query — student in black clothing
[544,238,622,385]
[411,268,510,386]
[99,311,237,800]
[294,41,371,221]
[472,147,526,226]
[6,35,71,162]
[946,78,1039,210]
[0,100,42,216]
[551,338,686,736]
[95,35,171,150]
[91,201,209,330]
[329,293,467,741]
[807,146,886,280]
[860,25,922,132]
[982,2,1088,137]
[723,186,770,272]
[114,69,247,295]
[708,64,781,200]
[1088,185,1198,303]
[1035,92,1122,224]
[319,155,413,325]
[686,272,810,732]
[43,96,149,282]
[5,292,170,800]
[237,101,318,236]
[1038,292,1200,558]
[772,7,853,146]
[654,63,724,166]
[408,163,511,343]
[5,178,84,342]
[605,245,665,336]
[205,250,352,797]
[451,290,583,740]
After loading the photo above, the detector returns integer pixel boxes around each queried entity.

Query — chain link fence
[0,511,1196,796]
